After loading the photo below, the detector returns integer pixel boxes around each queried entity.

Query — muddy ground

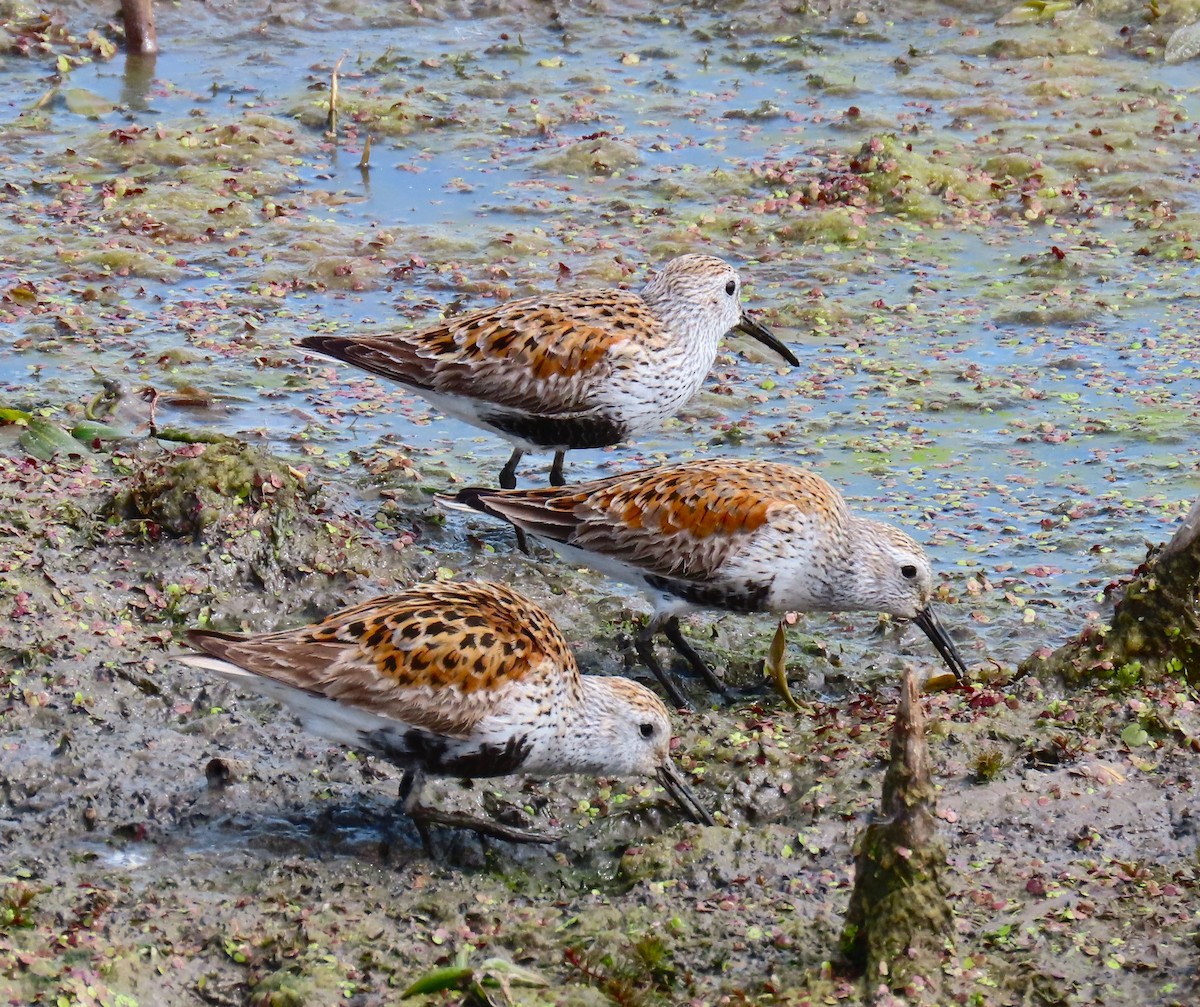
[2,1,1200,1005]
[1,441,1198,1007]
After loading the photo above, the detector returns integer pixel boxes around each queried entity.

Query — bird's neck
[641,277,721,347]
[546,676,624,777]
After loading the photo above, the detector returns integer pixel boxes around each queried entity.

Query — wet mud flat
[2,0,1200,1004]
[2,444,1197,1007]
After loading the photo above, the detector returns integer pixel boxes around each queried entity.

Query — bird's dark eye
[901,564,918,580]
[724,279,737,296]
[639,723,655,739]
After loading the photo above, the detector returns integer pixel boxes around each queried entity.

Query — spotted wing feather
[298,289,663,417]
[185,582,579,738]
[453,460,846,587]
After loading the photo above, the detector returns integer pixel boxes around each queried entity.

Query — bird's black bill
[734,311,800,367]
[656,761,715,826]
[913,606,969,682]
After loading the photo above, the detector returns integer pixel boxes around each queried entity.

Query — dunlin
[179,581,712,849]
[441,461,969,707]
[298,254,797,489]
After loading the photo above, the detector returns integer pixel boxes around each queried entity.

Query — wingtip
[435,485,496,515]
[185,627,217,651]
[184,627,245,661]
[296,334,334,354]
[176,650,249,678]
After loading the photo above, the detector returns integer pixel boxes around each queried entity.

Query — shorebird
[298,254,797,489]
[178,581,712,850]
[441,461,969,707]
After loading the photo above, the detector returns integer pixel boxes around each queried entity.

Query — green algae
[536,136,643,177]
[776,206,867,245]
[109,441,308,536]
[289,86,469,139]
[68,114,309,173]
[101,440,396,616]
[852,134,994,219]
[62,86,114,117]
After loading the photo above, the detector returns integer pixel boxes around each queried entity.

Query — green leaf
[998,0,1072,23]
[5,286,36,304]
[1120,723,1148,748]
[401,965,474,998]
[70,421,128,443]
[19,418,88,461]
[0,408,31,425]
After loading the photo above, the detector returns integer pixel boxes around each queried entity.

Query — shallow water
[11,0,1194,668]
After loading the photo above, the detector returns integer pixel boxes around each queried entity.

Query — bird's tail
[434,485,494,516]
[178,648,400,752]
[435,486,578,544]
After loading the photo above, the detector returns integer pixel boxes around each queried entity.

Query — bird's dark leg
[395,767,434,856]
[497,449,530,552]
[663,616,728,696]
[496,451,535,552]
[395,767,560,848]
[634,622,690,709]
[549,451,567,487]
[396,766,421,810]
[499,448,523,490]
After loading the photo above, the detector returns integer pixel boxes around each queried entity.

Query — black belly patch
[360,727,534,779]
[644,574,770,614]
[482,412,625,450]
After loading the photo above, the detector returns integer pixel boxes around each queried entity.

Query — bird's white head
[577,676,675,776]
[640,254,746,338]
[639,255,795,367]
[852,521,938,618]
[850,520,969,680]
[576,676,714,825]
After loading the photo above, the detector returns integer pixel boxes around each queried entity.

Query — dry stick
[143,385,160,437]
[121,0,158,56]
[841,668,953,999]
[328,53,347,135]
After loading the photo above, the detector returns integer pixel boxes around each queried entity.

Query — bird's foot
[662,617,730,697]
[407,803,561,847]
[633,629,691,709]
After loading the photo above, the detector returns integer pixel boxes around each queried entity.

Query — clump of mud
[104,440,391,616]
[110,440,309,537]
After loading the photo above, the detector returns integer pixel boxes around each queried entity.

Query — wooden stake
[121,0,158,56]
